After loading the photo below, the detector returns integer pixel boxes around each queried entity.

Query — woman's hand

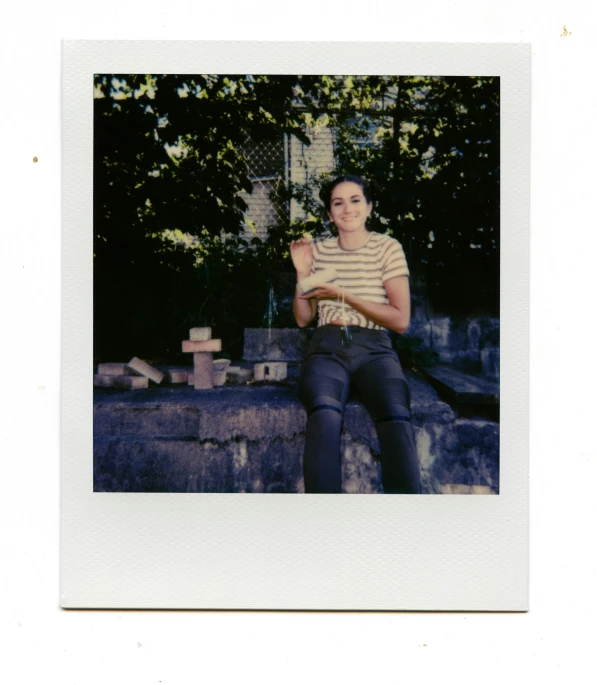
[291,236,318,328]
[295,282,342,328]
[290,237,314,277]
[298,283,343,301]
[299,276,411,334]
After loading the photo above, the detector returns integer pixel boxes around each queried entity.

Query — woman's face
[327,181,373,234]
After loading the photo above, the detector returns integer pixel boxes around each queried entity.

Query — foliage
[93,74,308,360]
[289,75,500,316]
[93,73,499,362]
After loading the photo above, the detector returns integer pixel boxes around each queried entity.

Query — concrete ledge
[421,365,499,405]
[94,372,499,494]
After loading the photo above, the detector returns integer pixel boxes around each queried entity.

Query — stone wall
[408,296,499,380]
[94,373,499,494]
[243,328,315,362]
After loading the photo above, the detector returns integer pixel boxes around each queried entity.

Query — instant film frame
[62,41,529,610]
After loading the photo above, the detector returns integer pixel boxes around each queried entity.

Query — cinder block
[97,363,130,376]
[167,368,188,383]
[189,327,212,341]
[182,339,222,353]
[94,374,149,390]
[193,352,214,389]
[254,362,288,382]
[127,357,165,384]
[227,368,252,385]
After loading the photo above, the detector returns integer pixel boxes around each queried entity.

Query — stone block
[189,327,212,341]
[167,368,188,383]
[421,365,499,405]
[182,339,222,353]
[94,374,149,389]
[127,357,165,385]
[97,363,130,376]
[94,374,116,388]
[254,362,288,382]
[193,352,214,389]
[189,362,230,385]
[227,368,252,385]
[112,376,149,390]
[214,368,227,386]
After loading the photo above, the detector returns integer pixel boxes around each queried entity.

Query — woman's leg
[352,355,421,494]
[298,354,350,493]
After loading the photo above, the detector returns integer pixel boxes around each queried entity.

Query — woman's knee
[298,359,349,415]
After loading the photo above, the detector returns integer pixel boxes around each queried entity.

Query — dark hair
[319,174,375,211]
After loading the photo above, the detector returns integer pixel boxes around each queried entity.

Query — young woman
[290,175,421,494]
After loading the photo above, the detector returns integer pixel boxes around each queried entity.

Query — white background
[1,0,596,682]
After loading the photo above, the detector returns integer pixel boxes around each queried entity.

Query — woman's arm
[293,283,318,328]
[299,275,411,334]
[290,238,318,328]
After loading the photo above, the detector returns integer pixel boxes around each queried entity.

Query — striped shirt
[312,232,409,330]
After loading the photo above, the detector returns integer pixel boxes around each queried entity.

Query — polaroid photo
[62,41,529,610]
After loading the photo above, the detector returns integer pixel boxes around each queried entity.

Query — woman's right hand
[290,237,314,277]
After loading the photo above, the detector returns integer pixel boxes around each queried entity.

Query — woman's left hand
[298,283,344,301]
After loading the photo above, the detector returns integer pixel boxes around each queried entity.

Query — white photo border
[61,41,529,610]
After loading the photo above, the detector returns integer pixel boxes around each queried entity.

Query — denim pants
[298,325,420,494]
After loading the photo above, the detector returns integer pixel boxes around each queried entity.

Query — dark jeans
[298,325,420,494]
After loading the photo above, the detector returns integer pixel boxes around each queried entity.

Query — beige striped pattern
[312,232,409,330]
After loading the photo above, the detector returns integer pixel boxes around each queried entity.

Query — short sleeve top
[311,231,410,329]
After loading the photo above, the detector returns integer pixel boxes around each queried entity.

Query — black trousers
[298,325,421,494]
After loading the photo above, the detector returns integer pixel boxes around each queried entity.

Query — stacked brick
[94,327,278,391]
[93,357,165,390]
[182,327,226,390]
